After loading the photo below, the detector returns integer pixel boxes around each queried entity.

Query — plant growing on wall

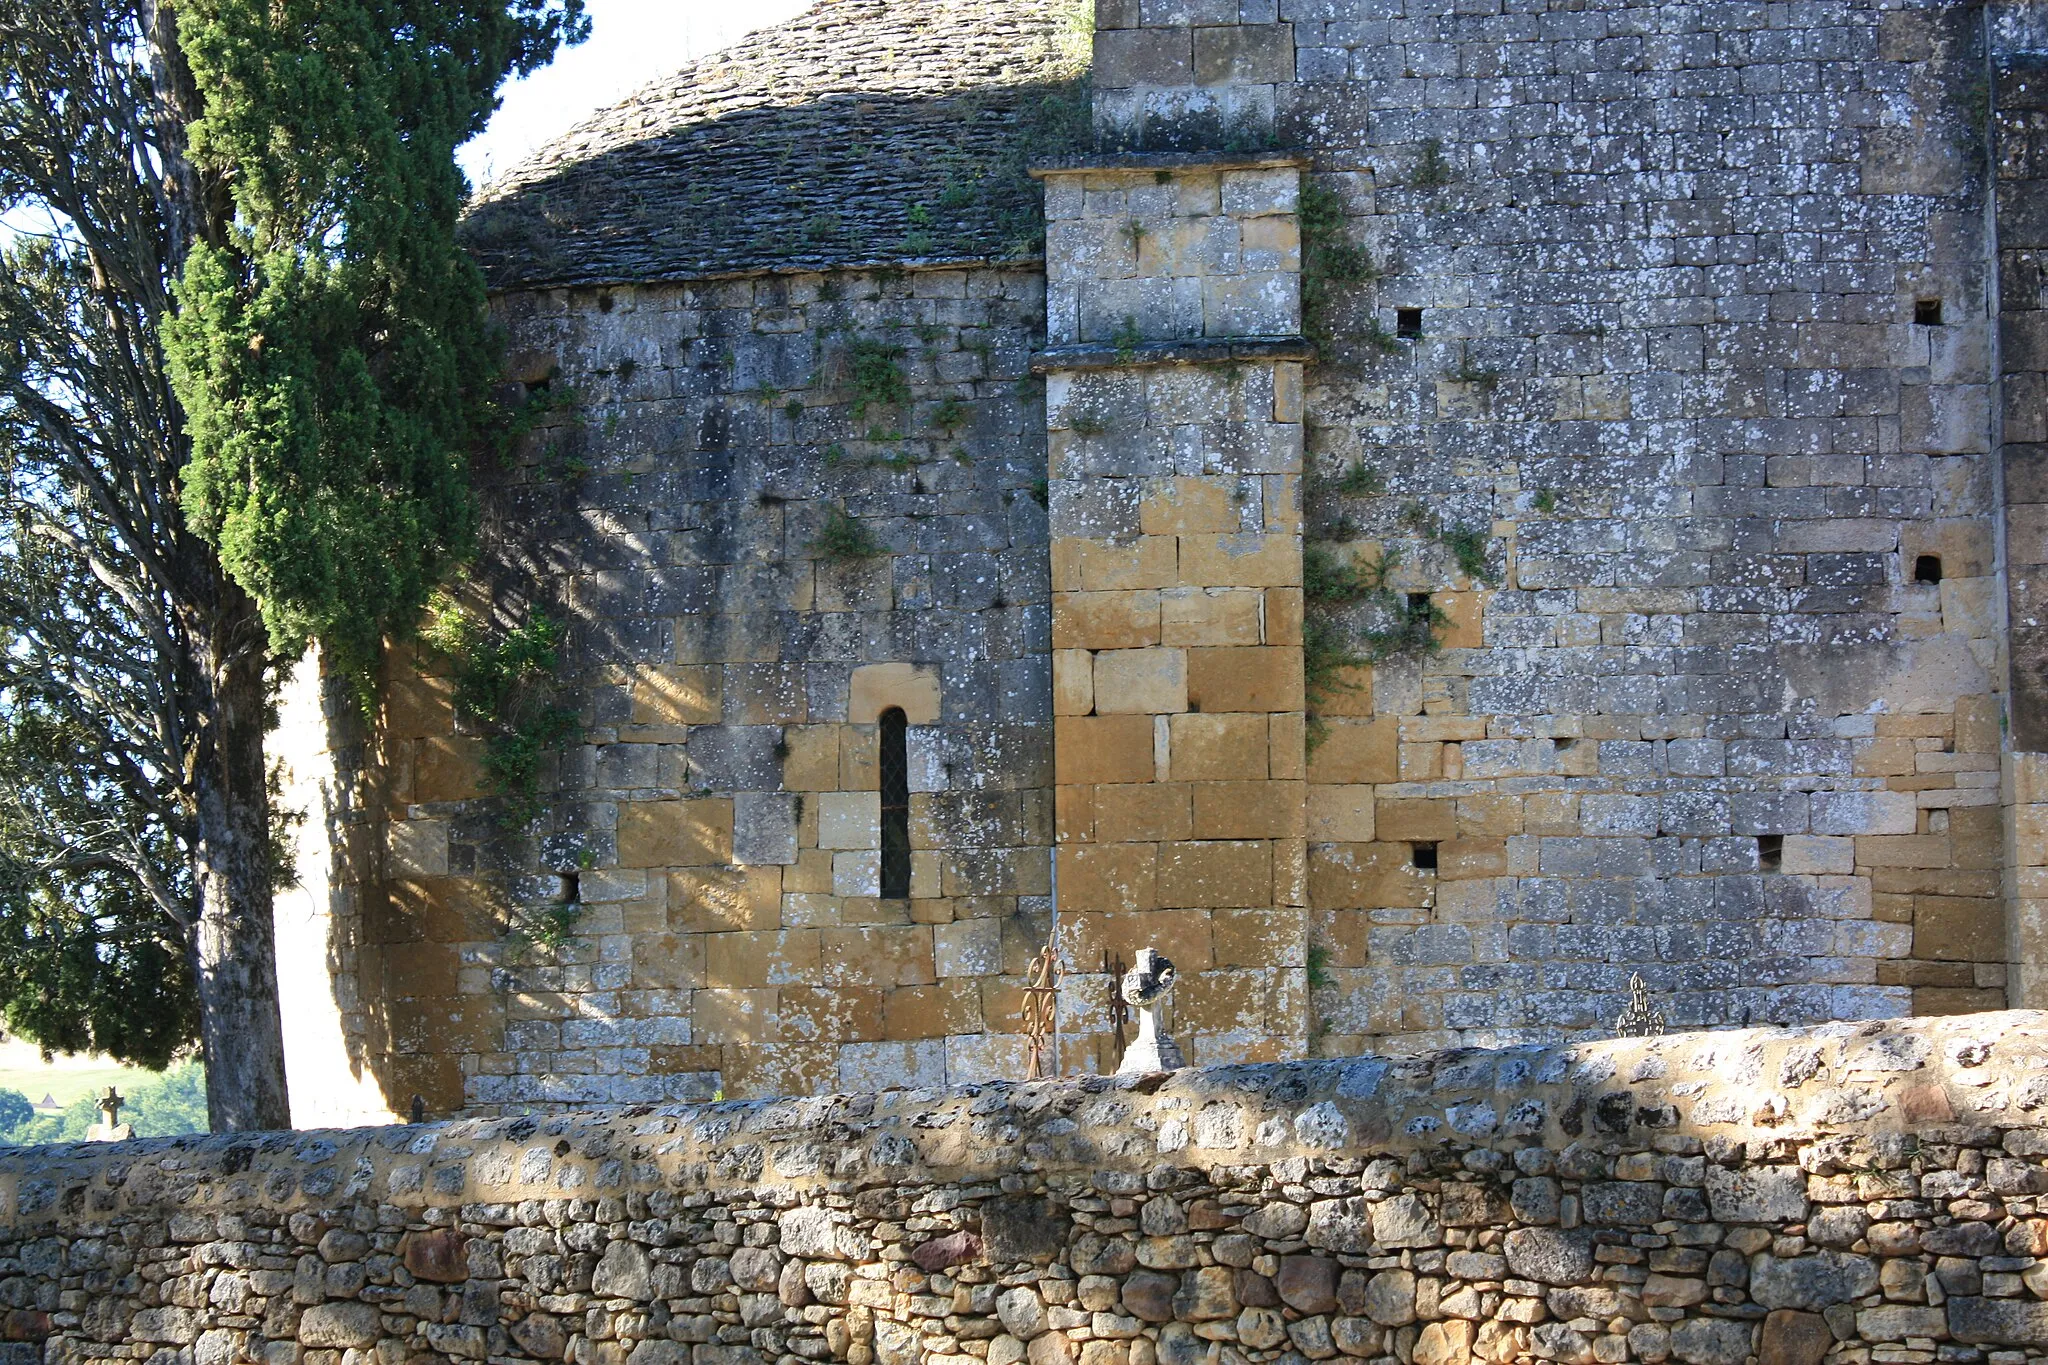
[847,338,910,417]
[811,504,882,561]
[1299,180,1382,357]
[421,594,578,829]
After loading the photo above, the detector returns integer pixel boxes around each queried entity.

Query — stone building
[272,0,2048,1126]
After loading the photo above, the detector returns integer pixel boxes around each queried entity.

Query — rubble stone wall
[5,1014,2048,1365]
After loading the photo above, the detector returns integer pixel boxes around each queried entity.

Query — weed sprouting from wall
[847,338,911,418]
[1299,179,1381,357]
[812,503,883,560]
[1412,137,1453,189]
[420,594,577,830]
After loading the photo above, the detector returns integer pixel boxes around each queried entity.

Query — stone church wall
[2,1014,2046,1365]
[269,0,2048,1119]
[1089,0,2029,1049]
[279,266,1058,1122]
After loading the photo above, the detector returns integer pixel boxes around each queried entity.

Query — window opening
[1756,835,1783,872]
[1396,307,1424,338]
[1412,842,1439,871]
[1914,554,1943,584]
[1407,591,1433,616]
[1914,298,1943,326]
[880,707,911,898]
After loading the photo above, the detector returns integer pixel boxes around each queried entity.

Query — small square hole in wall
[1915,298,1943,326]
[1914,554,1943,584]
[1407,591,1433,616]
[1396,308,1424,338]
[556,872,580,904]
[1756,835,1783,872]
[1412,842,1438,871]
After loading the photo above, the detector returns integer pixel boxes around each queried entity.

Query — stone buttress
[1036,153,1315,1068]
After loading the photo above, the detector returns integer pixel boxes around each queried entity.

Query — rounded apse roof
[462,0,1090,292]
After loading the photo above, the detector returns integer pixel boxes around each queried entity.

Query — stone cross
[87,1086,131,1142]
[1116,948,1186,1074]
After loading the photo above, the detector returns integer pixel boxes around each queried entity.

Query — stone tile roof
[463,0,1090,291]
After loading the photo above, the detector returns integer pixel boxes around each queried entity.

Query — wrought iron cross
[1614,973,1666,1038]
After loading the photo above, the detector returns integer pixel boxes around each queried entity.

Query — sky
[458,0,814,190]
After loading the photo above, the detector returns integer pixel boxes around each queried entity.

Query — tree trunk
[187,586,291,1131]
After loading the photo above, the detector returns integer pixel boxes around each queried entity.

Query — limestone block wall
[3,1013,2048,1365]
[283,266,1057,1117]
[1995,46,2048,1011]
[1090,0,2025,1049]
[1038,156,1314,1070]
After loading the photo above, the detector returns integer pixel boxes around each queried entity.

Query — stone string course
[5,1014,2048,1365]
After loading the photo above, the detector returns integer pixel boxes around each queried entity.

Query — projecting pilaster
[1034,152,1313,1069]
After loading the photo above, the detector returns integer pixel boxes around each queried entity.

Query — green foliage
[930,396,970,434]
[784,398,805,423]
[162,0,590,687]
[509,900,582,958]
[1437,524,1496,584]
[1306,944,1333,991]
[421,595,576,827]
[846,338,910,417]
[811,504,882,561]
[1412,137,1453,189]
[1110,315,1143,362]
[1331,460,1386,497]
[1532,488,1557,514]
[0,1089,28,1135]
[1299,179,1382,356]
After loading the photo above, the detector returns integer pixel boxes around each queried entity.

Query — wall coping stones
[1028,151,1308,179]
[1031,335,1316,373]
[2,1011,2042,1227]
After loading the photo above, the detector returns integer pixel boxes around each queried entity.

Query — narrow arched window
[879,707,911,898]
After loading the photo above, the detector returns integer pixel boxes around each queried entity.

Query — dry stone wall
[4,1014,2048,1365]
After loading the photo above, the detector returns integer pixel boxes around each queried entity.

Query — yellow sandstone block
[632,932,706,989]
[1188,646,1304,713]
[1160,587,1263,646]
[1055,649,1096,716]
[412,736,487,804]
[1094,783,1194,843]
[1052,535,1178,592]
[1263,587,1304,646]
[1375,797,1457,843]
[630,664,721,726]
[1211,909,1306,970]
[1140,478,1242,536]
[618,798,734,868]
[706,930,821,988]
[780,725,841,791]
[1157,840,1272,908]
[1061,842,1160,913]
[820,925,937,988]
[1192,781,1304,840]
[1168,712,1269,781]
[671,865,783,933]
[1307,785,1375,842]
[1057,714,1157,785]
[1094,647,1189,714]
[1306,717,1399,784]
[849,662,943,723]
[1269,713,1306,780]
[1055,591,1163,650]
[1178,534,1301,589]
